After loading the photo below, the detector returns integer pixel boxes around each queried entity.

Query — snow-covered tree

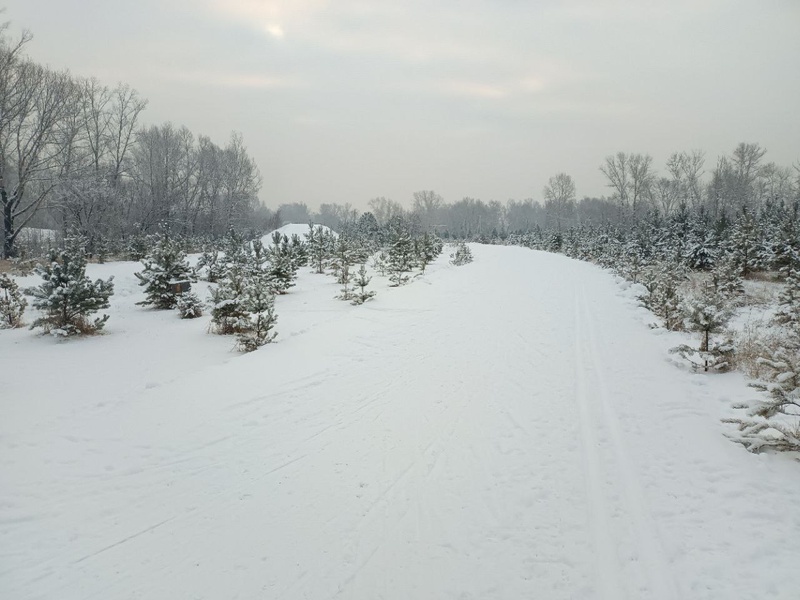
[331,235,357,284]
[450,242,473,266]
[236,274,278,352]
[25,239,114,336]
[176,292,204,319]
[197,248,223,282]
[371,250,390,276]
[639,261,685,330]
[415,232,441,273]
[387,224,414,285]
[336,264,354,301]
[135,236,196,309]
[728,208,762,277]
[710,254,744,303]
[671,285,733,371]
[725,342,800,453]
[209,264,250,335]
[351,264,376,305]
[0,273,27,329]
[774,255,800,333]
[305,224,332,274]
[266,237,297,295]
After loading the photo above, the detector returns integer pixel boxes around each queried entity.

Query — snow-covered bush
[177,293,204,319]
[0,273,27,329]
[450,242,473,266]
[25,241,114,336]
[135,237,196,309]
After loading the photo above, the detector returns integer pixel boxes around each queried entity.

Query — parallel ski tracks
[574,282,678,600]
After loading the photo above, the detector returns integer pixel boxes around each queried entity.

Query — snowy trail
[2,246,800,599]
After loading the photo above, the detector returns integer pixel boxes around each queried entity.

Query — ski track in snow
[1,245,800,599]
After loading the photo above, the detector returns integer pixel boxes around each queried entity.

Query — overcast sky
[4,0,799,210]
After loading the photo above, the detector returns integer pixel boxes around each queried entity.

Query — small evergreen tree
[387,224,414,285]
[0,273,27,329]
[25,240,114,336]
[177,293,204,319]
[209,264,251,335]
[450,242,473,266]
[351,264,376,305]
[724,341,800,453]
[126,232,149,261]
[305,224,331,274]
[236,275,278,352]
[710,253,745,303]
[371,250,390,276]
[136,237,196,309]
[197,248,223,282]
[639,261,686,331]
[728,208,761,277]
[670,285,733,371]
[415,232,440,273]
[336,264,354,301]
[774,256,800,334]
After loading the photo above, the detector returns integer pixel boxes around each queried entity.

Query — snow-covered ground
[1,245,799,599]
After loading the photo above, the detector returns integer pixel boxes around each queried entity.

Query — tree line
[276,145,798,240]
[0,23,271,259]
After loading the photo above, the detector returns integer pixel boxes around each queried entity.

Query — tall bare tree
[543,172,576,229]
[1,27,76,257]
[412,189,443,230]
[600,152,655,219]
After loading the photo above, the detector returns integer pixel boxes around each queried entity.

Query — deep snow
[1,245,799,599]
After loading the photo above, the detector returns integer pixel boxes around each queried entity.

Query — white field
[1,244,799,600]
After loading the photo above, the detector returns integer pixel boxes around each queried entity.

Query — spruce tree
[135,236,196,309]
[0,273,27,329]
[25,239,114,336]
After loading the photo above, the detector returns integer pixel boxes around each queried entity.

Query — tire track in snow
[579,285,679,600]
[573,289,626,600]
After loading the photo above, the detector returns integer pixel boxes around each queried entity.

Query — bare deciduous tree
[1,27,76,257]
[543,172,576,229]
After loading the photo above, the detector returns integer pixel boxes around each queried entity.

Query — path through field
[2,245,799,599]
